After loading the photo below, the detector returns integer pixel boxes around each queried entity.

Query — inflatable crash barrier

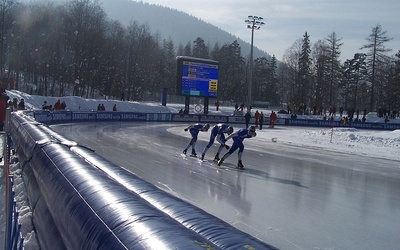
[6,112,278,249]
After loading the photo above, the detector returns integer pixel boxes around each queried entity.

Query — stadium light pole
[245,15,264,113]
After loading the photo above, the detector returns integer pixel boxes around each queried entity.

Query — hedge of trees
[1,0,399,113]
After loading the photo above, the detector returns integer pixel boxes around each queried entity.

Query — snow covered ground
[1,90,399,248]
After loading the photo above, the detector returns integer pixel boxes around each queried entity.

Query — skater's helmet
[226,126,234,135]
[203,123,210,131]
[248,125,256,134]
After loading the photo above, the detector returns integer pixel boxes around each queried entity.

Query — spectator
[0,92,9,130]
[61,101,67,110]
[42,101,52,110]
[254,110,260,127]
[113,104,117,111]
[18,98,25,110]
[12,98,18,111]
[244,112,251,128]
[269,111,277,128]
[259,111,264,130]
[54,99,62,110]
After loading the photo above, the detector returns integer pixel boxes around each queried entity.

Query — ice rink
[51,122,400,250]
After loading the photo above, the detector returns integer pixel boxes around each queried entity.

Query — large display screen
[176,56,219,98]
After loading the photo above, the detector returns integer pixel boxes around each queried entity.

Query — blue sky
[139,0,400,61]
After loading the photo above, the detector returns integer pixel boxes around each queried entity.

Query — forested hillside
[100,0,269,59]
[1,0,399,115]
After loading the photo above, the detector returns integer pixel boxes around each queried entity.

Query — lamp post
[245,15,264,113]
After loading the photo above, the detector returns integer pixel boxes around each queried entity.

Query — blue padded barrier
[32,195,67,249]
[20,161,65,249]
[9,112,278,249]
[30,143,219,249]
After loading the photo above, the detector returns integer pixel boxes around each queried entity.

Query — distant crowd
[42,99,67,110]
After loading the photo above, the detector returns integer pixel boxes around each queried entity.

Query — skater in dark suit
[200,123,233,161]
[218,126,256,169]
[183,123,210,157]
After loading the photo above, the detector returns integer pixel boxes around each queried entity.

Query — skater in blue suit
[183,123,210,156]
[200,124,234,161]
[218,126,256,169]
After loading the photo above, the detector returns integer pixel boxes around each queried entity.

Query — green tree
[386,51,400,111]
[64,0,107,97]
[360,24,392,111]
[158,38,176,94]
[217,40,246,101]
[311,40,329,113]
[266,55,279,106]
[295,32,312,112]
[252,56,268,102]
[325,32,343,107]
[101,20,127,98]
[0,0,16,75]
[282,38,302,112]
[192,37,209,59]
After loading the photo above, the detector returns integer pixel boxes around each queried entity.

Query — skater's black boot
[201,153,205,160]
[183,149,187,155]
[214,153,220,162]
[217,158,224,166]
[191,150,197,157]
[237,160,244,169]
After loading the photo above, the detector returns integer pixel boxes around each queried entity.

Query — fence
[2,128,24,250]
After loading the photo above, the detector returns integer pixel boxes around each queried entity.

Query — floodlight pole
[245,16,264,114]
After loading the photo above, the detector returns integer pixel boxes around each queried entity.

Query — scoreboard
[176,56,219,98]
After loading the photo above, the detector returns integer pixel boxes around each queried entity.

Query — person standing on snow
[54,99,62,110]
[0,92,9,131]
[269,111,277,128]
[18,98,25,110]
[217,125,257,169]
[215,100,220,111]
[60,101,67,110]
[255,110,260,127]
[183,123,210,157]
[259,111,264,130]
[244,112,251,128]
[200,123,233,161]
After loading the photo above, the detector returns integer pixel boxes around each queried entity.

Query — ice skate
[183,149,187,155]
[237,160,244,169]
[217,159,224,166]
[190,150,197,157]
[200,153,205,161]
[214,154,220,162]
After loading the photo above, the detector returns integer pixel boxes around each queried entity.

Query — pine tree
[296,32,312,112]
[325,32,343,107]
[360,24,392,111]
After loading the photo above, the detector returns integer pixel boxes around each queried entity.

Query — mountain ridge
[100,0,271,59]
